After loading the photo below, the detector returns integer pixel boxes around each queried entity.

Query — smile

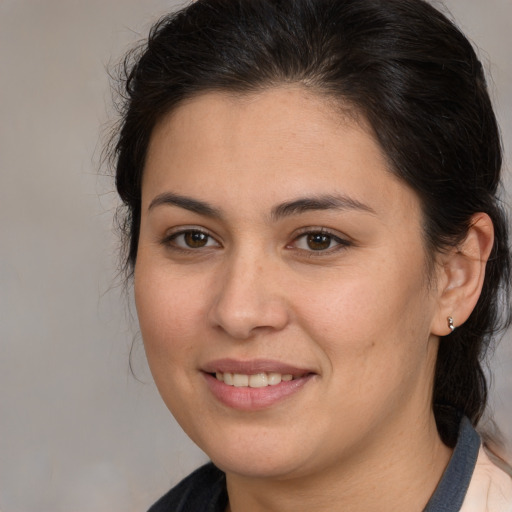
[214,372,298,388]
[202,360,316,410]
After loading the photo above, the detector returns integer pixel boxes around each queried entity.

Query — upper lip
[202,358,315,376]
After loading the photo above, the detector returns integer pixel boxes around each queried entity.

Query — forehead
[148,87,365,161]
[143,87,418,220]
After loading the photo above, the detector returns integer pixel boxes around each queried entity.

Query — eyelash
[289,228,351,256]
[161,228,351,256]
[161,228,220,252]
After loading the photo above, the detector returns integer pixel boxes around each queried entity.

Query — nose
[208,251,290,340]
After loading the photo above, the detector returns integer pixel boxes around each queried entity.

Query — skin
[134,87,492,512]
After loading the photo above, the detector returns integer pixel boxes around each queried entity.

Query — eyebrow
[148,192,223,218]
[147,192,376,220]
[270,194,376,221]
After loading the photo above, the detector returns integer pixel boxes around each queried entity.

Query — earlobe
[431,213,494,336]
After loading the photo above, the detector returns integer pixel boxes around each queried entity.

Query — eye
[292,230,349,252]
[164,229,220,249]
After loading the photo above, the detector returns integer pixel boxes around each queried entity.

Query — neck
[225,410,452,512]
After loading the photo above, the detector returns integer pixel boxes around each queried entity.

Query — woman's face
[135,88,444,480]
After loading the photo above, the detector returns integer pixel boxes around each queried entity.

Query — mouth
[201,359,316,410]
[212,371,306,388]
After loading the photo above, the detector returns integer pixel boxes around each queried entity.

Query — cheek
[294,272,436,438]
[295,258,434,381]
[134,262,210,435]
[134,260,204,369]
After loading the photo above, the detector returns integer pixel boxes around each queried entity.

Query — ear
[430,213,494,336]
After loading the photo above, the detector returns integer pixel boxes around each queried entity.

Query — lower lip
[203,373,314,411]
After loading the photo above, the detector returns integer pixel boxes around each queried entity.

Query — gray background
[0,1,510,511]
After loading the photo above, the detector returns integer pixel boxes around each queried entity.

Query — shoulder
[147,462,227,512]
[460,447,512,512]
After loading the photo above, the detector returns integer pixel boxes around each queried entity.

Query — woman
[111,0,512,510]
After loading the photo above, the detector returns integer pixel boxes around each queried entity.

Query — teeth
[249,373,268,388]
[268,372,282,385]
[215,372,296,387]
[233,374,249,387]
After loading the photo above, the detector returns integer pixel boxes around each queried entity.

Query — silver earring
[447,316,455,333]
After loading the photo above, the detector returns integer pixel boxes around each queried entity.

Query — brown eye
[306,233,333,251]
[165,229,219,250]
[184,231,209,248]
[291,230,350,253]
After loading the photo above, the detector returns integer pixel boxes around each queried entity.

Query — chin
[190,421,327,480]
[212,450,309,480]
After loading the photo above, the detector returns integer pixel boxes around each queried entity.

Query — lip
[201,358,316,411]
[202,358,312,376]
